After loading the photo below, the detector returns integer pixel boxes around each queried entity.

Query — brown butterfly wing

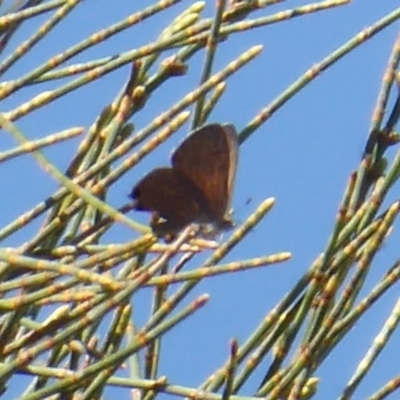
[130,168,207,230]
[172,124,238,224]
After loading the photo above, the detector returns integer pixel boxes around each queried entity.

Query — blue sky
[1,1,400,399]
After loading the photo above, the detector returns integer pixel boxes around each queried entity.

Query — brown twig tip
[196,294,210,307]
[161,56,188,76]
[230,339,239,356]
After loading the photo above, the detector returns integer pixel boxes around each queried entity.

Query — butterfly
[130,123,239,235]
